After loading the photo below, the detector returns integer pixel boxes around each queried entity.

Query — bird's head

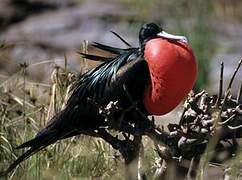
[139,22,188,46]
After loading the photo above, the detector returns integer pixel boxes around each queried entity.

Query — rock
[0,0,62,28]
[1,0,137,60]
[0,0,138,80]
[22,0,76,7]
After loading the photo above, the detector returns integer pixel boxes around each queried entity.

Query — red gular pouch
[143,38,197,115]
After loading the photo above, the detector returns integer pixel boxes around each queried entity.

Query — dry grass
[1,1,242,175]
[0,49,242,180]
[0,43,160,179]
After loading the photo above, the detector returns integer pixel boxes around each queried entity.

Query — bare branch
[215,61,224,107]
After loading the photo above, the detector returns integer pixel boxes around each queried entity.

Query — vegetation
[0,56,117,179]
[0,47,161,179]
[1,1,242,179]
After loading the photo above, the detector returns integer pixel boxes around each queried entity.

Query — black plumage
[0,28,153,176]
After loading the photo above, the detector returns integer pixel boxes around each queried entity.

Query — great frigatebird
[0,22,197,176]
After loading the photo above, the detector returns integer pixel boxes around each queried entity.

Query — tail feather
[15,138,40,149]
[15,130,56,149]
[0,100,81,177]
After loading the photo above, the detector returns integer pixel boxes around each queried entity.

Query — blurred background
[0,0,241,92]
[0,0,242,179]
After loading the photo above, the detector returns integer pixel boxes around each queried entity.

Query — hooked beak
[157,31,188,43]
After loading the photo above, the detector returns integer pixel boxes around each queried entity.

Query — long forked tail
[0,104,80,177]
[0,130,59,177]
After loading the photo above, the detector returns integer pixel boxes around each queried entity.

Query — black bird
[0,22,197,176]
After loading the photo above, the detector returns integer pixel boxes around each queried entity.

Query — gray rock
[1,0,137,64]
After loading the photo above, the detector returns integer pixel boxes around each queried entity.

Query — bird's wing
[92,42,133,55]
[0,45,149,178]
[79,42,136,63]
[78,52,113,62]
[69,47,141,104]
[91,30,133,55]
[110,31,132,47]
